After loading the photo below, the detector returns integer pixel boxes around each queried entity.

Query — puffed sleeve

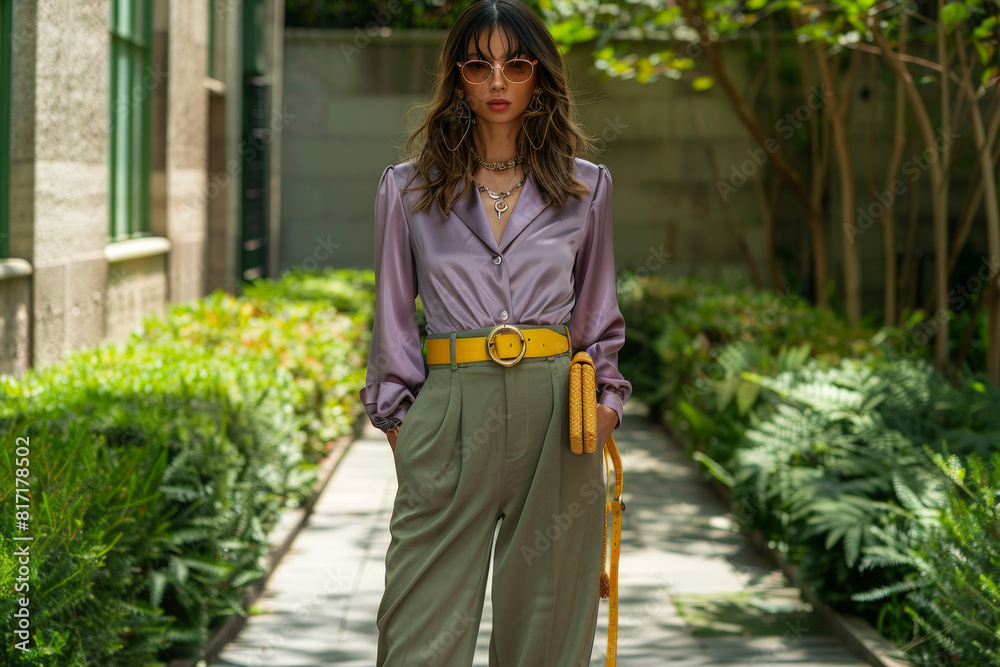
[566,164,632,431]
[358,165,426,433]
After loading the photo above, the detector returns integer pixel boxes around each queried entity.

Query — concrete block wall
[280,29,989,314]
[279,31,786,286]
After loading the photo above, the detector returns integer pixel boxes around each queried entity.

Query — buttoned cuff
[359,381,413,433]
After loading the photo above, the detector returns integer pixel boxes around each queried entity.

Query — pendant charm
[494,198,508,220]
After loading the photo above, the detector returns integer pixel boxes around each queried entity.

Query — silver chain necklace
[472,174,526,220]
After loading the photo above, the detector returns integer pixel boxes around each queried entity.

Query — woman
[359,1,632,664]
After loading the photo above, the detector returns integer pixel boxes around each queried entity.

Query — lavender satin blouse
[359,157,632,434]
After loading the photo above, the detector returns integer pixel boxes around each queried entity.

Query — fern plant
[721,358,988,608]
[854,450,1000,666]
[619,275,1000,665]
[0,415,174,666]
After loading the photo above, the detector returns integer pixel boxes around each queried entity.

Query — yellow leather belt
[427,324,623,663]
[425,324,570,366]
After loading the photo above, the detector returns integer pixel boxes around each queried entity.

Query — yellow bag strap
[569,349,624,664]
[601,433,624,666]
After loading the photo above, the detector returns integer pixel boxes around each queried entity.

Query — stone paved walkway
[213,402,868,666]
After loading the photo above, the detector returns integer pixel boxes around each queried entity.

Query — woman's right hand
[387,426,400,452]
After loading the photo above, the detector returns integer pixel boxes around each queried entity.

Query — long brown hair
[402,0,593,217]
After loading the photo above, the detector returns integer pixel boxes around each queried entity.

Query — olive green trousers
[376,324,605,667]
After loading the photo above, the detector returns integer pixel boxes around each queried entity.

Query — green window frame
[0,0,12,259]
[208,0,225,80]
[208,0,216,77]
[109,0,152,242]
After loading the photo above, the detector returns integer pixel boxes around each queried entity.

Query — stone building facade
[0,0,286,376]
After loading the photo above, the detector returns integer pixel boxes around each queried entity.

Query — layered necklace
[471,148,528,221]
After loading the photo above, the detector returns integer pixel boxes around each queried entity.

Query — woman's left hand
[596,404,618,449]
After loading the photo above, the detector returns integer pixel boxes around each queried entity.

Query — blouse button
[493,255,502,265]
[500,310,509,320]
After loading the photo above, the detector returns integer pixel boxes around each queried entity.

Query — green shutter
[243,0,267,76]
[109,0,152,242]
[208,0,216,78]
[0,0,12,259]
[240,0,270,282]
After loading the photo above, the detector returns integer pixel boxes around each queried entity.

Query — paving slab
[213,403,869,667]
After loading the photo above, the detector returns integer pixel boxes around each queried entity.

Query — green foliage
[616,272,898,431]
[132,286,368,462]
[621,274,1000,666]
[285,0,545,30]
[854,452,1000,665]
[1,339,313,665]
[718,356,999,665]
[543,0,697,82]
[0,269,375,665]
[726,359,965,600]
[0,417,173,666]
[545,0,1000,91]
[243,267,375,315]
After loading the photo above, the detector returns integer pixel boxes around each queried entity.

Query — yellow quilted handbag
[569,351,624,666]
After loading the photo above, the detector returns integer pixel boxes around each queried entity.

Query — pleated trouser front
[376,324,606,667]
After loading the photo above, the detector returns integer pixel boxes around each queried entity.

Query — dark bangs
[452,3,546,75]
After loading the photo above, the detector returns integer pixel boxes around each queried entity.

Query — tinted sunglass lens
[462,61,491,83]
[503,60,532,83]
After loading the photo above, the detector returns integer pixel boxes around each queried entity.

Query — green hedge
[0,269,374,666]
[619,273,1000,667]
[134,282,371,462]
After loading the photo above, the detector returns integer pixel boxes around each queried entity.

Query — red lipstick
[487,97,511,111]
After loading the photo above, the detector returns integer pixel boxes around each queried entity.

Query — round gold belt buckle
[486,324,526,367]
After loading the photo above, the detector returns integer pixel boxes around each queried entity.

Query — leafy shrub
[700,357,999,665]
[0,338,315,665]
[617,274,896,409]
[0,268,375,665]
[855,451,1000,666]
[285,0,545,30]
[617,273,899,459]
[0,416,172,666]
[133,281,371,462]
[243,267,375,317]
[619,273,999,666]
[719,360,968,601]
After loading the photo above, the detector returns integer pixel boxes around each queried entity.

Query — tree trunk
[947,95,1000,277]
[899,183,920,319]
[879,20,910,329]
[818,48,862,323]
[677,0,827,305]
[762,16,786,292]
[755,175,786,292]
[870,18,950,373]
[793,16,832,308]
[957,29,1000,384]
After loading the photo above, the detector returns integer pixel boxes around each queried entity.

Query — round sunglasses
[457,58,536,85]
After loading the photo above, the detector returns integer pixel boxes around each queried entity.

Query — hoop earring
[443,89,475,152]
[521,90,548,151]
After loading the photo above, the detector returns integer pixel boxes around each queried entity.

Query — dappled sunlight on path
[214,403,868,666]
